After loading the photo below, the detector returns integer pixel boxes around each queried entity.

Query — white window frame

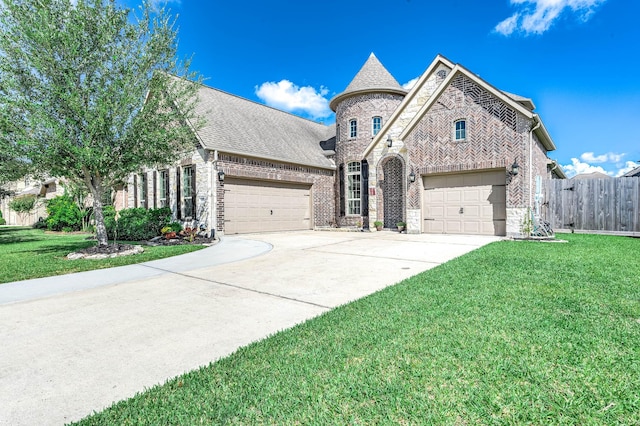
[182,166,193,218]
[140,173,147,208]
[372,116,382,136]
[347,161,361,215]
[159,170,168,208]
[349,119,357,139]
[454,119,466,141]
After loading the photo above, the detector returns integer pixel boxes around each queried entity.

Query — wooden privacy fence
[542,177,640,235]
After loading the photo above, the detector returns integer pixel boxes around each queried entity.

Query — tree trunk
[88,178,109,247]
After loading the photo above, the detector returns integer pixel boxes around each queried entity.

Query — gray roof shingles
[194,84,335,170]
[330,53,406,111]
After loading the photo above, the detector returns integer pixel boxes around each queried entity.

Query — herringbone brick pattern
[405,74,543,209]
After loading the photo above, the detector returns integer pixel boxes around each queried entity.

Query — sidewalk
[0,237,272,305]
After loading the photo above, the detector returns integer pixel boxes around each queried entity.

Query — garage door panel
[225,179,312,234]
[422,171,506,236]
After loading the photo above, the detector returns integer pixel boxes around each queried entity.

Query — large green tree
[0,0,202,245]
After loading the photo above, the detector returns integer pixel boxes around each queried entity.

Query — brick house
[125,53,560,237]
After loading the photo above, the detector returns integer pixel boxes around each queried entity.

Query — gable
[363,56,555,156]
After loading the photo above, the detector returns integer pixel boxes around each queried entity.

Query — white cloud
[580,151,626,163]
[580,152,608,163]
[562,152,636,178]
[615,161,640,177]
[562,158,611,178]
[255,80,332,120]
[495,13,520,36]
[402,77,419,90]
[494,0,607,36]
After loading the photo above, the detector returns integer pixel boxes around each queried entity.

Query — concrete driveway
[0,230,499,425]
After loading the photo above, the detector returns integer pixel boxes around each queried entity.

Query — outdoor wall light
[387,135,393,148]
[218,170,225,181]
[510,160,519,176]
[409,171,416,183]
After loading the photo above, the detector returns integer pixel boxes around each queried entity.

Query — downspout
[211,150,219,238]
[529,116,541,212]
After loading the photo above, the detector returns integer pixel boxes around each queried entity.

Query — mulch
[75,236,216,256]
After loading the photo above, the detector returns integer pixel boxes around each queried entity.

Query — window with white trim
[159,170,169,208]
[182,166,194,218]
[454,119,466,141]
[372,116,381,136]
[347,161,361,215]
[140,173,147,208]
[349,119,357,138]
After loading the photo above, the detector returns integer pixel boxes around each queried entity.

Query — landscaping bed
[0,227,206,283]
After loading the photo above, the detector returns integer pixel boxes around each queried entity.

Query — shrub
[9,194,38,222]
[167,221,183,233]
[104,207,174,241]
[45,194,84,231]
[33,217,47,229]
[0,209,5,225]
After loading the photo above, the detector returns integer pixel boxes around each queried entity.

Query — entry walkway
[0,231,500,425]
[0,237,272,305]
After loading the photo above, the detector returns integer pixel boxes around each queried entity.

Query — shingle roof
[330,53,406,111]
[502,90,536,111]
[194,84,335,169]
[571,171,612,180]
[623,166,640,177]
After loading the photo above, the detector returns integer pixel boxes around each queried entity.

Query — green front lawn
[75,233,640,424]
[0,227,205,283]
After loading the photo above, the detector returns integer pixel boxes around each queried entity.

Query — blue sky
[128,0,639,177]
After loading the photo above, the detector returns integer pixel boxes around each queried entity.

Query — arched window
[372,116,382,136]
[454,119,466,141]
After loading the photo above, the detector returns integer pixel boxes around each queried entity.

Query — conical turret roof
[330,53,406,111]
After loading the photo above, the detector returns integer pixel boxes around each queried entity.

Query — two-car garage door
[224,178,312,234]
[423,170,506,236]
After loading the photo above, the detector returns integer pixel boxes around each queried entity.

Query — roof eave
[533,115,556,151]
[329,87,407,112]
[209,147,336,171]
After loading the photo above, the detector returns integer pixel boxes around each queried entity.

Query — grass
[75,233,640,424]
[0,227,205,284]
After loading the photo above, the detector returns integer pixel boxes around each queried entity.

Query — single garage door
[423,170,506,236]
[224,179,312,234]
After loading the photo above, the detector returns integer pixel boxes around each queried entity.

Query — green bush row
[37,194,177,240]
[104,206,175,241]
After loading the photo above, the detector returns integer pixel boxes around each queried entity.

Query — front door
[383,157,403,228]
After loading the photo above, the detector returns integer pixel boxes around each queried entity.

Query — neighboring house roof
[329,53,407,111]
[194,84,335,170]
[571,171,612,179]
[623,166,640,177]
